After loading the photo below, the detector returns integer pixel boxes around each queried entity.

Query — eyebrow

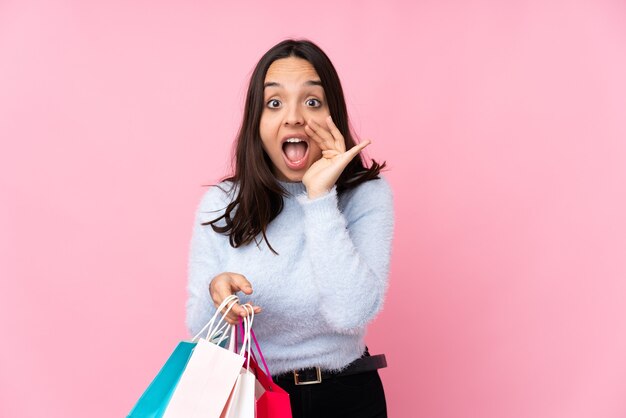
[264,80,323,89]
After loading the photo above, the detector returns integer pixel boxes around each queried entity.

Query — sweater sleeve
[185,184,229,337]
[295,176,395,333]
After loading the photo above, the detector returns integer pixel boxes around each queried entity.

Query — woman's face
[260,56,329,182]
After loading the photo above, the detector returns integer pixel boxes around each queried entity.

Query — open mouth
[281,137,309,170]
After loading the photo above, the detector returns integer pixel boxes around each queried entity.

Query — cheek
[259,117,274,149]
[306,112,329,127]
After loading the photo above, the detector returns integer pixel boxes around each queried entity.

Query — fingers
[210,273,251,302]
[325,115,346,153]
[317,135,371,162]
[307,116,367,161]
[223,302,262,325]
[345,139,371,161]
[209,275,235,306]
[209,272,262,325]
[229,273,253,295]
[225,273,256,320]
[322,149,341,158]
[305,121,333,151]
[306,116,346,154]
[223,302,244,325]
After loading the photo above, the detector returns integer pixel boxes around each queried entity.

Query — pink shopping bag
[250,357,292,418]
[236,324,292,418]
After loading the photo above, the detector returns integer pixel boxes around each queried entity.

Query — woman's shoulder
[337,174,394,219]
[340,174,393,205]
[195,179,238,217]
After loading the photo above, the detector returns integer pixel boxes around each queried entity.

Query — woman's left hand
[302,115,371,199]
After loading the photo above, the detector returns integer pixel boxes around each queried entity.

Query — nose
[283,104,304,126]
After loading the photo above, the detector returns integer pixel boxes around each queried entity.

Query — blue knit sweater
[185,176,394,375]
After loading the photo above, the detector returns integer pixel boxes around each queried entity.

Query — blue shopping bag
[127,341,196,418]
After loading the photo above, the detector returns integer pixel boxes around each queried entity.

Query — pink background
[2,1,626,417]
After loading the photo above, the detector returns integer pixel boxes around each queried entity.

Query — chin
[282,172,304,182]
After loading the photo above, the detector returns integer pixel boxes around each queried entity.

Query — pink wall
[2,1,626,417]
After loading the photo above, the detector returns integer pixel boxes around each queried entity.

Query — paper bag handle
[191,294,239,342]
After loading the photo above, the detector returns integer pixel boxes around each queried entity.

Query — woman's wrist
[307,188,330,199]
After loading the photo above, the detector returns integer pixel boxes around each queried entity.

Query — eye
[306,98,322,108]
[266,99,281,109]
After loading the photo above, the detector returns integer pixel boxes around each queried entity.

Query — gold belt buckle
[293,367,322,385]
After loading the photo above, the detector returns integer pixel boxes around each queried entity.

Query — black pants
[274,370,388,418]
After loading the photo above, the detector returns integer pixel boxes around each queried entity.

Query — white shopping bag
[223,371,256,418]
[221,305,256,418]
[163,295,245,418]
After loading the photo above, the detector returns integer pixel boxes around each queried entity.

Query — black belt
[274,349,387,386]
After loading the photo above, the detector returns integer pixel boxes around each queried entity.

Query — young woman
[186,39,394,418]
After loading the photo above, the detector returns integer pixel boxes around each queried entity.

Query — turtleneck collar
[277,179,307,196]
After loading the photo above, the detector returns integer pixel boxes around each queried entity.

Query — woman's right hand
[209,272,262,325]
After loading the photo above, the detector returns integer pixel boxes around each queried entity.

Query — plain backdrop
[1,1,626,417]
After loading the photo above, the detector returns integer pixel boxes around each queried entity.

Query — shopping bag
[250,355,292,418]
[243,326,292,418]
[163,295,246,418]
[127,341,196,418]
[220,304,256,418]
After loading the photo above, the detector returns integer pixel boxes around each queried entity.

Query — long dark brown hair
[203,39,387,254]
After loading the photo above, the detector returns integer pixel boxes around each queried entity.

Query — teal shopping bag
[127,341,196,418]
